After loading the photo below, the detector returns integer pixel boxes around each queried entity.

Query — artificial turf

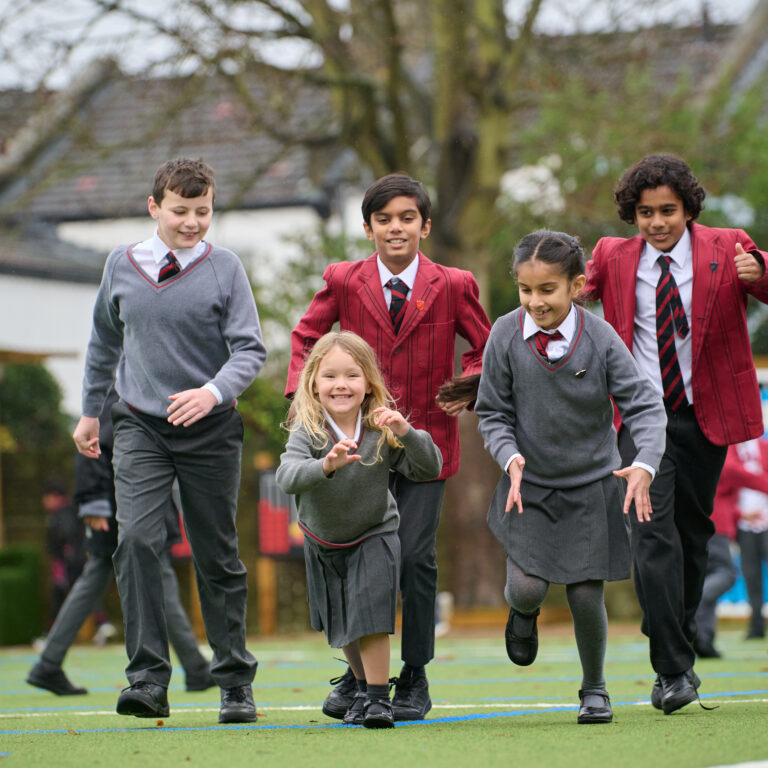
[1,625,766,768]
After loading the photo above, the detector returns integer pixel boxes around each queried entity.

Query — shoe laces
[223,685,248,703]
[120,680,151,693]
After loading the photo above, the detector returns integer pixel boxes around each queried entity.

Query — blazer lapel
[355,255,397,338]
[610,236,643,351]
[689,223,725,370]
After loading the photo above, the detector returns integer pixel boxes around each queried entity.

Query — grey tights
[505,557,607,691]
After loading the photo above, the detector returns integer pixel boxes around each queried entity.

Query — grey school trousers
[111,402,256,688]
[38,551,209,681]
[388,474,446,668]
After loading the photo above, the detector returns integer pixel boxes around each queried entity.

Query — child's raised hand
[322,439,362,475]
[613,465,653,522]
[505,456,525,515]
[73,415,101,458]
[373,407,410,437]
[734,242,764,283]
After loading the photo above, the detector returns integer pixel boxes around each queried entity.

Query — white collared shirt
[377,254,419,308]
[131,231,207,282]
[130,231,221,404]
[523,305,576,361]
[633,226,693,403]
[324,409,362,443]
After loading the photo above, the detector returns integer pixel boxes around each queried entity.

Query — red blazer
[584,222,768,446]
[712,441,768,538]
[285,252,491,479]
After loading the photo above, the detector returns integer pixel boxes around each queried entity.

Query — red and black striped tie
[158,252,181,282]
[656,255,689,410]
[534,329,563,359]
[387,277,409,333]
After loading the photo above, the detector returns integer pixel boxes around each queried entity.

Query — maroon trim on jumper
[126,242,213,288]
[520,307,584,371]
[298,520,372,549]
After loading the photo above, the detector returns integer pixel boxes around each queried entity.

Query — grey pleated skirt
[304,531,400,648]
[487,472,631,584]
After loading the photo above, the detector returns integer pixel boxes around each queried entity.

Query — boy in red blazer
[286,173,491,721]
[584,154,768,714]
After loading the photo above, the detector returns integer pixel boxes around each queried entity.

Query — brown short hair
[152,157,216,205]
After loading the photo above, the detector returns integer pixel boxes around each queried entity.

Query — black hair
[361,173,431,226]
[614,154,705,224]
[512,230,585,281]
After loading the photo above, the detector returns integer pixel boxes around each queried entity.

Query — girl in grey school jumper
[475,231,666,724]
[276,331,442,729]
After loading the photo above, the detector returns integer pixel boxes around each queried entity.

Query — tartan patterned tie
[534,329,563,359]
[387,277,409,333]
[158,252,181,282]
[656,255,689,410]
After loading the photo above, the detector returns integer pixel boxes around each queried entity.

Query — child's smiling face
[634,185,692,253]
[148,188,213,252]
[314,345,371,425]
[516,259,586,331]
[363,195,431,273]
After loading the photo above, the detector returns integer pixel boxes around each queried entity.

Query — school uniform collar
[323,408,362,444]
[640,225,691,271]
[149,231,207,269]
[376,253,419,291]
[523,304,577,342]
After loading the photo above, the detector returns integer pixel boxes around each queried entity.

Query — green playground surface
[1,625,767,768]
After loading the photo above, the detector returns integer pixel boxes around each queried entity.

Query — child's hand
[73,416,101,458]
[734,242,764,283]
[167,388,217,426]
[613,465,653,522]
[373,407,410,437]
[322,439,362,475]
[83,516,110,532]
[505,456,525,515]
[437,396,473,416]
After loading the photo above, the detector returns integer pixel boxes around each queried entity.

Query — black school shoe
[323,666,357,720]
[504,607,540,666]
[391,665,432,721]
[218,684,257,723]
[650,669,700,710]
[116,681,170,717]
[342,690,367,725]
[27,663,88,696]
[363,697,395,729]
[577,689,613,724]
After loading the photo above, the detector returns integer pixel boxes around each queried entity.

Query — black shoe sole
[116,700,170,718]
[577,712,613,724]
[391,700,432,722]
[363,715,395,729]
[322,701,351,720]
[26,676,87,696]
[218,710,257,724]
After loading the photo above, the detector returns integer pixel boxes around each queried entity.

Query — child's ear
[572,274,587,295]
[421,218,432,238]
[148,196,160,220]
[363,222,375,242]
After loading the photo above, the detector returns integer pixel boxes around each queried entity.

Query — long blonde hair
[288,331,403,460]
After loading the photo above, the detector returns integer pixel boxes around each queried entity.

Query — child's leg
[505,556,548,613]
[566,580,607,691]
[342,640,365,681]
[359,633,390,687]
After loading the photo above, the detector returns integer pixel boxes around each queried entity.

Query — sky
[0,0,760,91]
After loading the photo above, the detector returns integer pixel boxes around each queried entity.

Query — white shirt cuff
[203,382,223,404]
[503,453,523,472]
[632,461,656,480]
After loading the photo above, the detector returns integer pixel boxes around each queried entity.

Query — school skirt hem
[304,531,400,648]
[487,473,631,584]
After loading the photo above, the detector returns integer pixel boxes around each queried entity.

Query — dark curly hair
[614,154,705,225]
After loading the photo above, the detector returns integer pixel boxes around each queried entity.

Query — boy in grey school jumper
[73,157,266,723]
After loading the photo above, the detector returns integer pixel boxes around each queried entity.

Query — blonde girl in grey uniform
[476,231,666,724]
[276,331,442,729]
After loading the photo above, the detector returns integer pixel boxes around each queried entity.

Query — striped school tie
[534,330,563,359]
[387,277,409,333]
[656,255,689,410]
[158,252,181,282]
